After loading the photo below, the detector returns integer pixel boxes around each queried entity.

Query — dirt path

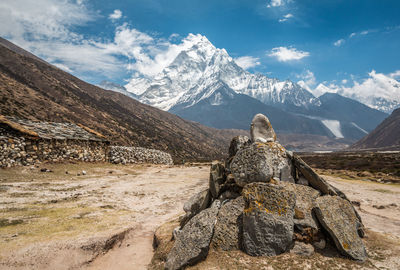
[324,175,400,240]
[1,163,399,269]
[0,163,209,270]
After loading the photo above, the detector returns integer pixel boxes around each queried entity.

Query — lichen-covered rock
[211,196,245,251]
[242,183,296,256]
[230,142,294,187]
[209,161,226,199]
[276,182,321,243]
[180,189,211,228]
[314,196,367,261]
[228,135,251,158]
[250,114,276,143]
[165,201,221,270]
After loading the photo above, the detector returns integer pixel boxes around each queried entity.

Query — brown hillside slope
[0,39,246,161]
[352,108,400,150]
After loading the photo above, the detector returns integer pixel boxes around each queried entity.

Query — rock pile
[165,113,366,270]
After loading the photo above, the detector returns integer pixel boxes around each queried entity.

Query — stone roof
[1,116,108,142]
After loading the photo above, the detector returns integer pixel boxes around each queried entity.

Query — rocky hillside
[0,38,246,161]
[352,108,400,150]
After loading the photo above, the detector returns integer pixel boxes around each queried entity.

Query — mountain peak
[126,33,317,111]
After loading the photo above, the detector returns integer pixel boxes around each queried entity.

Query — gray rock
[313,238,326,250]
[212,196,245,251]
[218,190,240,202]
[314,196,367,261]
[242,183,296,256]
[230,142,294,187]
[181,189,211,228]
[228,135,251,158]
[165,201,221,270]
[290,242,314,257]
[250,114,276,143]
[209,161,226,199]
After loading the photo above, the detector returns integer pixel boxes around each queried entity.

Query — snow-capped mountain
[126,34,318,111]
[118,34,387,141]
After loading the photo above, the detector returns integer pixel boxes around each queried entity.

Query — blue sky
[1,0,399,96]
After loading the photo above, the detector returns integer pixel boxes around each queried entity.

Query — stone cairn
[165,113,367,270]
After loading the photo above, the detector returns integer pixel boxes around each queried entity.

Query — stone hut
[0,115,109,167]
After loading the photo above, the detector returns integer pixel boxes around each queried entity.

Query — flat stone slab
[230,142,294,187]
[166,201,221,270]
[211,196,245,251]
[242,183,296,256]
[314,196,367,261]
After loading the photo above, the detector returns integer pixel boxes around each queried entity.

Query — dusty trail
[1,163,399,269]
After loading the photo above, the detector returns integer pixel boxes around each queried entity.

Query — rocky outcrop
[165,201,221,270]
[314,196,367,261]
[242,183,296,256]
[109,146,173,165]
[161,113,367,269]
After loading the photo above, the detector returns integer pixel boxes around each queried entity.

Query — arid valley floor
[0,160,399,270]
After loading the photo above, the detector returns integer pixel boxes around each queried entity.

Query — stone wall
[0,127,107,167]
[109,146,173,165]
[0,127,173,167]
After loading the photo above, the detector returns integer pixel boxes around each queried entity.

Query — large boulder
[250,113,276,143]
[314,196,367,261]
[242,183,296,256]
[211,196,245,251]
[230,142,294,187]
[165,201,221,270]
[209,161,226,199]
[228,135,251,158]
[180,188,211,228]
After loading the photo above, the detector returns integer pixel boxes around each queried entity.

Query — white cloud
[334,39,345,47]
[389,70,400,79]
[306,70,400,112]
[267,0,283,8]
[268,46,309,62]
[296,70,316,86]
[279,13,293,22]
[349,32,356,38]
[109,9,122,20]
[0,1,175,78]
[234,56,261,69]
[360,30,369,35]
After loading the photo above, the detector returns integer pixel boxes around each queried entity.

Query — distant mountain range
[100,34,388,141]
[352,108,400,150]
[0,37,247,161]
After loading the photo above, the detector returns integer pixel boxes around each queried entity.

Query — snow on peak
[125,33,318,111]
